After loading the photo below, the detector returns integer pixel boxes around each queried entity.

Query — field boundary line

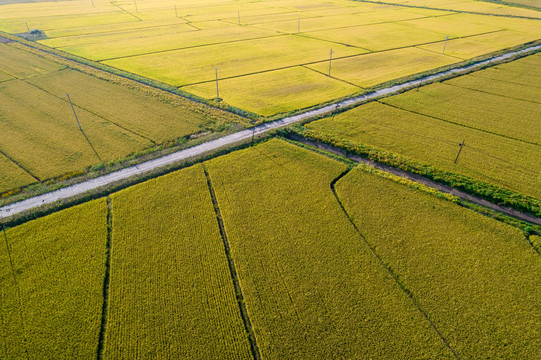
[379,101,540,146]
[352,0,541,20]
[330,170,463,359]
[1,43,540,219]
[95,197,112,360]
[0,148,40,182]
[110,1,142,22]
[442,81,541,105]
[96,34,283,62]
[202,165,261,360]
[1,223,30,359]
[25,80,158,146]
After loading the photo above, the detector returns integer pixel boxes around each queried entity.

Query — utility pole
[332,104,340,120]
[25,21,30,32]
[442,35,449,55]
[238,10,240,25]
[328,49,334,77]
[175,5,178,18]
[454,139,465,164]
[251,127,256,146]
[90,0,95,8]
[214,67,220,101]
[134,0,138,14]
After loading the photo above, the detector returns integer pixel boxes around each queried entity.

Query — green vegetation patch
[205,139,454,359]
[0,199,108,358]
[336,167,541,359]
[105,164,251,359]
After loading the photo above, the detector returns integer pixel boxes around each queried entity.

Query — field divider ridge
[0,148,40,182]
[1,43,540,219]
[329,170,463,360]
[95,196,113,360]
[202,165,261,360]
[378,101,540,146]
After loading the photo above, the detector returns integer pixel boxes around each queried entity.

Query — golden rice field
[105,165,251,359]
[1,199,108,359]
[0,41,244,194]
[0,0,539,115]
[3,139,539,358]
[307,52,541,198]
[205,139,455,359]
[336,166,541,360]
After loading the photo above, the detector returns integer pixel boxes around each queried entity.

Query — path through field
[0,43,540,220]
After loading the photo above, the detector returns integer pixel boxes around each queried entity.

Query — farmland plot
[105,165,251,359]
[205,139,454,359]
[1,0,538,115]
[336,167,541,359]
[307,53,541,198]
[0,43,244,194]
[0,200,108,359]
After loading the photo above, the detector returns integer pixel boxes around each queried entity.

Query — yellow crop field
[0,79,151,180]
[0,153,36,193]
[307,101,541,198]
[0,42,246,194]
[382,82,540,145]
[25,69,206,143]
[471,52,541,86]
[183,66,360,116]
[386,0,541,17]
[0,70,13,83]
[40,22,197,49]
[1,0,538,114]
[1,199,108,358]
[418,29,541,59]
[105,165,251,359]
[0,42,64,78]
[104,34,366,86]
[336,168,541,359]
[205,139,455,359]
[303,21,447,52]
[306,47,457,88]
[58,25,275,61]
[307,52,541,198]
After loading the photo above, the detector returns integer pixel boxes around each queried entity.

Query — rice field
[205,139,455,359]
[336,166,541,359]
[105,164,251,359]
[1,0,539,115]
[2,138,539,357]
[0,199,108,359]
[307,52,541,198]
[0,42,244,194]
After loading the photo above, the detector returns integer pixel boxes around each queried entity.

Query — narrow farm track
[0,43,540,220]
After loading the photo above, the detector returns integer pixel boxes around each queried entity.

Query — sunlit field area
[307,52,541,199]
[1,0,539,115]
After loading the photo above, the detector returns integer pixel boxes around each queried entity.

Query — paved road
[1,44,540,219]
